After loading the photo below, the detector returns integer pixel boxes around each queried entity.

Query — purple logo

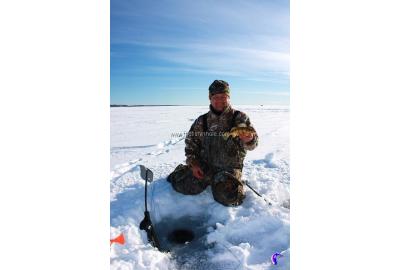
[271,252,282,265]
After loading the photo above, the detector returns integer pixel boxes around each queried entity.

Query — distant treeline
[110,104,183,107]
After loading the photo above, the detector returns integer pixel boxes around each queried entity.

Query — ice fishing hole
[154,215,209,252]
[168,229,195,244]
[154,216,241,269]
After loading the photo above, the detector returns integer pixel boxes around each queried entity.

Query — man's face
[210,93,230,112]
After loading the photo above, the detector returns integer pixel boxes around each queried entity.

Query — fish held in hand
[223,124,256,139]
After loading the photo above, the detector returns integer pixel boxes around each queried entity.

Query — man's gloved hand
[191,164,204,180]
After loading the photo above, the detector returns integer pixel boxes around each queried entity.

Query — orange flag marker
[110,233,125,246]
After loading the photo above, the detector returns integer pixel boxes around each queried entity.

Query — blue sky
[111,0,289,105]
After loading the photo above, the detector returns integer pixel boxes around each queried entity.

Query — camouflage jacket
[185,105,258,170]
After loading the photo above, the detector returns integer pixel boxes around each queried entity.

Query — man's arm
[185,116,203,167]
[235,111,259,151]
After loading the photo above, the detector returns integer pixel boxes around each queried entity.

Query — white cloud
[235,89,290,96]
[129,40,289,79]
[111,0,289,81]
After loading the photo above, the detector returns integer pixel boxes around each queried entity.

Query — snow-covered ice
[110,105,290,269]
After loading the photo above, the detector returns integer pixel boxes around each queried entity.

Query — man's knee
[167,164,208,195]
[211,170,246,206]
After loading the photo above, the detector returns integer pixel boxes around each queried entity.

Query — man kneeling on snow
[167,80,258,206]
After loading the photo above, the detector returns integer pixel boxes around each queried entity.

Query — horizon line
[110,104,289,107]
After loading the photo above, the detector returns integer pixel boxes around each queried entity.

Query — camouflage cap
[209,80,230,96]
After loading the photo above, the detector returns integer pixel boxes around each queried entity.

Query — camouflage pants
[167,164,246,207]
